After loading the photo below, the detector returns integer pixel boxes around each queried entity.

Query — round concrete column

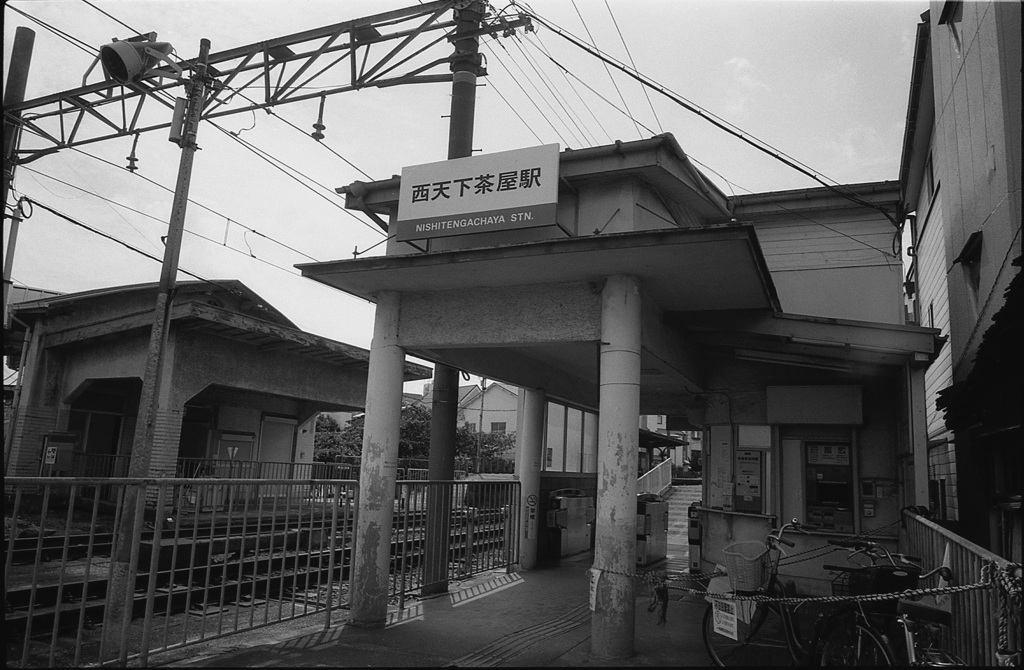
[515,387,546,569]
[351,291,405,626]
[591,275,641,659]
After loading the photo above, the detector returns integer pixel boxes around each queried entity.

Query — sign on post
[395,144,559,242]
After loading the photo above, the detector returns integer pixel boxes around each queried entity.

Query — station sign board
[395,143,559,242]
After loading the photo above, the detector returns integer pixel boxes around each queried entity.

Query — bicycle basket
[723,541,769,592]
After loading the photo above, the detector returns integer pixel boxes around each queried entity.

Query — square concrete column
[515,387,546,569]
[591,275,641,659]
[351,291,406,626]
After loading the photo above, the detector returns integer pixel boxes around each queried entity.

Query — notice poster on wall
[807,443,849,466]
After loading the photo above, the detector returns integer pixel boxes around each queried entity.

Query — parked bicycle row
[642,518,1001,666]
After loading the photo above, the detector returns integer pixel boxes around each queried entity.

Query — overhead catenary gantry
[5,0,533,163]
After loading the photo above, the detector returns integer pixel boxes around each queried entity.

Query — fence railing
[5,475,522,667]
[391,479,521,608]
[638,459,673,496]
[900,510,1021,666]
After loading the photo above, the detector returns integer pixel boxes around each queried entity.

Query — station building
[297,133,943,656]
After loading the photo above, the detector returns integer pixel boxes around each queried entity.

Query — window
[923,154,936,202]
[543,401,598,473]
[953,231,982,317]
[465,422,476,433]
[489,422,506,433]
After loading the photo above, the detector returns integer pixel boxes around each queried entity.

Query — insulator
[311,94,327,141]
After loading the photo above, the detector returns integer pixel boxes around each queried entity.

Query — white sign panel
[396,144,559,242]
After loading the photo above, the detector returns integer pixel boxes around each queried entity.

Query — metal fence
[5,476,356,667]
[900,509,1021,666]
[391,479,521,607]
[5,475,522,667]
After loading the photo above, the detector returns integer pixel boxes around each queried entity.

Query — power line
[508,33,598,145]
[570,0,641,140]
[79,0,142,36]
[519,5,901,227]
[603,0,662,134]
[18,165,321,273]
[5,4,97,57]
[526,31,614,144]
[65,146,326,260]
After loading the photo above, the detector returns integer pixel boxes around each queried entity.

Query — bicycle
[814,537,966,666]
[701,519,825,666]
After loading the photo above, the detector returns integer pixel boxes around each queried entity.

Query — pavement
[154,486,711,668]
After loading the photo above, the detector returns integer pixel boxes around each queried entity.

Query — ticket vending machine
[733,449,763,513]
[805,443,854,533]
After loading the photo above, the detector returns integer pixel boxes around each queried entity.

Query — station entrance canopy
[299,135,941,412]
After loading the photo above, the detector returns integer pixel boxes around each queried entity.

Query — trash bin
[636,493,668,565]
[546,488,595,557]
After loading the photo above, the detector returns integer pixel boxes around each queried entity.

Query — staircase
[649,482,701,575]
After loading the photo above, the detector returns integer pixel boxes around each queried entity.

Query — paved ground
[155,485,711,668]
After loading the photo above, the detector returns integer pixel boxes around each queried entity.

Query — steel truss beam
[6,1,532,161]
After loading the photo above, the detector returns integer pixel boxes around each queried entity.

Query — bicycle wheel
[814,610,895,666]
[702,600,794,666]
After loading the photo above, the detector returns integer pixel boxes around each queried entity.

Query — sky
[3,0,929,392]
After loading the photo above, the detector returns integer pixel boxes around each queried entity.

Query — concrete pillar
[591,275,641,659]
[422,365,459,596]
[515,387,546,569]
[351,291,405,626]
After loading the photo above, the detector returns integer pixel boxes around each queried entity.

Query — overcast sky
[3,0,928,391]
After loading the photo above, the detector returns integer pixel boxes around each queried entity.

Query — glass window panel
[565,408,583,473]
[582,412,598,473]
[545,402,565,471]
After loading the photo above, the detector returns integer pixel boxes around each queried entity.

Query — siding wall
[754,210,904,323]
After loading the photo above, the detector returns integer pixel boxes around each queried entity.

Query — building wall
[925,0,1021,539]
[930,0,1022,373]
[459,383,519,433]
[752,207,904,323]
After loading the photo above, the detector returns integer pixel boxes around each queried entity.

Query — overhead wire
[570,0,641,140]
[65,0,380,229]
[526,31,614,144]
[5,4,97,57]
[603,0,662,134]
[65,146,323,261]
[506,34,598,145]
[479,39,574,146]
[519,5,902,228]
[18,164,322,274]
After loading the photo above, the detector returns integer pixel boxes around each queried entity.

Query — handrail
[901,509,1020,666]
[638,459,673,496]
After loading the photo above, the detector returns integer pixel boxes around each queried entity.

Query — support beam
[591,274,641,659]
[516,387,546,569]
[350,291,405,626]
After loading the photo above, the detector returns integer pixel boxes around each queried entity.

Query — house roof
[4,280,432,380]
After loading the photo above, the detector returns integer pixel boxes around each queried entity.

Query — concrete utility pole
[422,0,487,596]
[3,26,35,326]
[104,38,212,661]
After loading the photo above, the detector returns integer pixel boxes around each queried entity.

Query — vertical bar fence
[5,475,522,667]
[901,509,1021,666]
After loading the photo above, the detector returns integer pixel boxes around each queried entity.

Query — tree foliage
[314,406,517,468]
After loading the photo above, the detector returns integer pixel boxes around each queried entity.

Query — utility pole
[423,0,486,596]
[104,38,212,661]
[3,26,35,327]
[476,377,487,472]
